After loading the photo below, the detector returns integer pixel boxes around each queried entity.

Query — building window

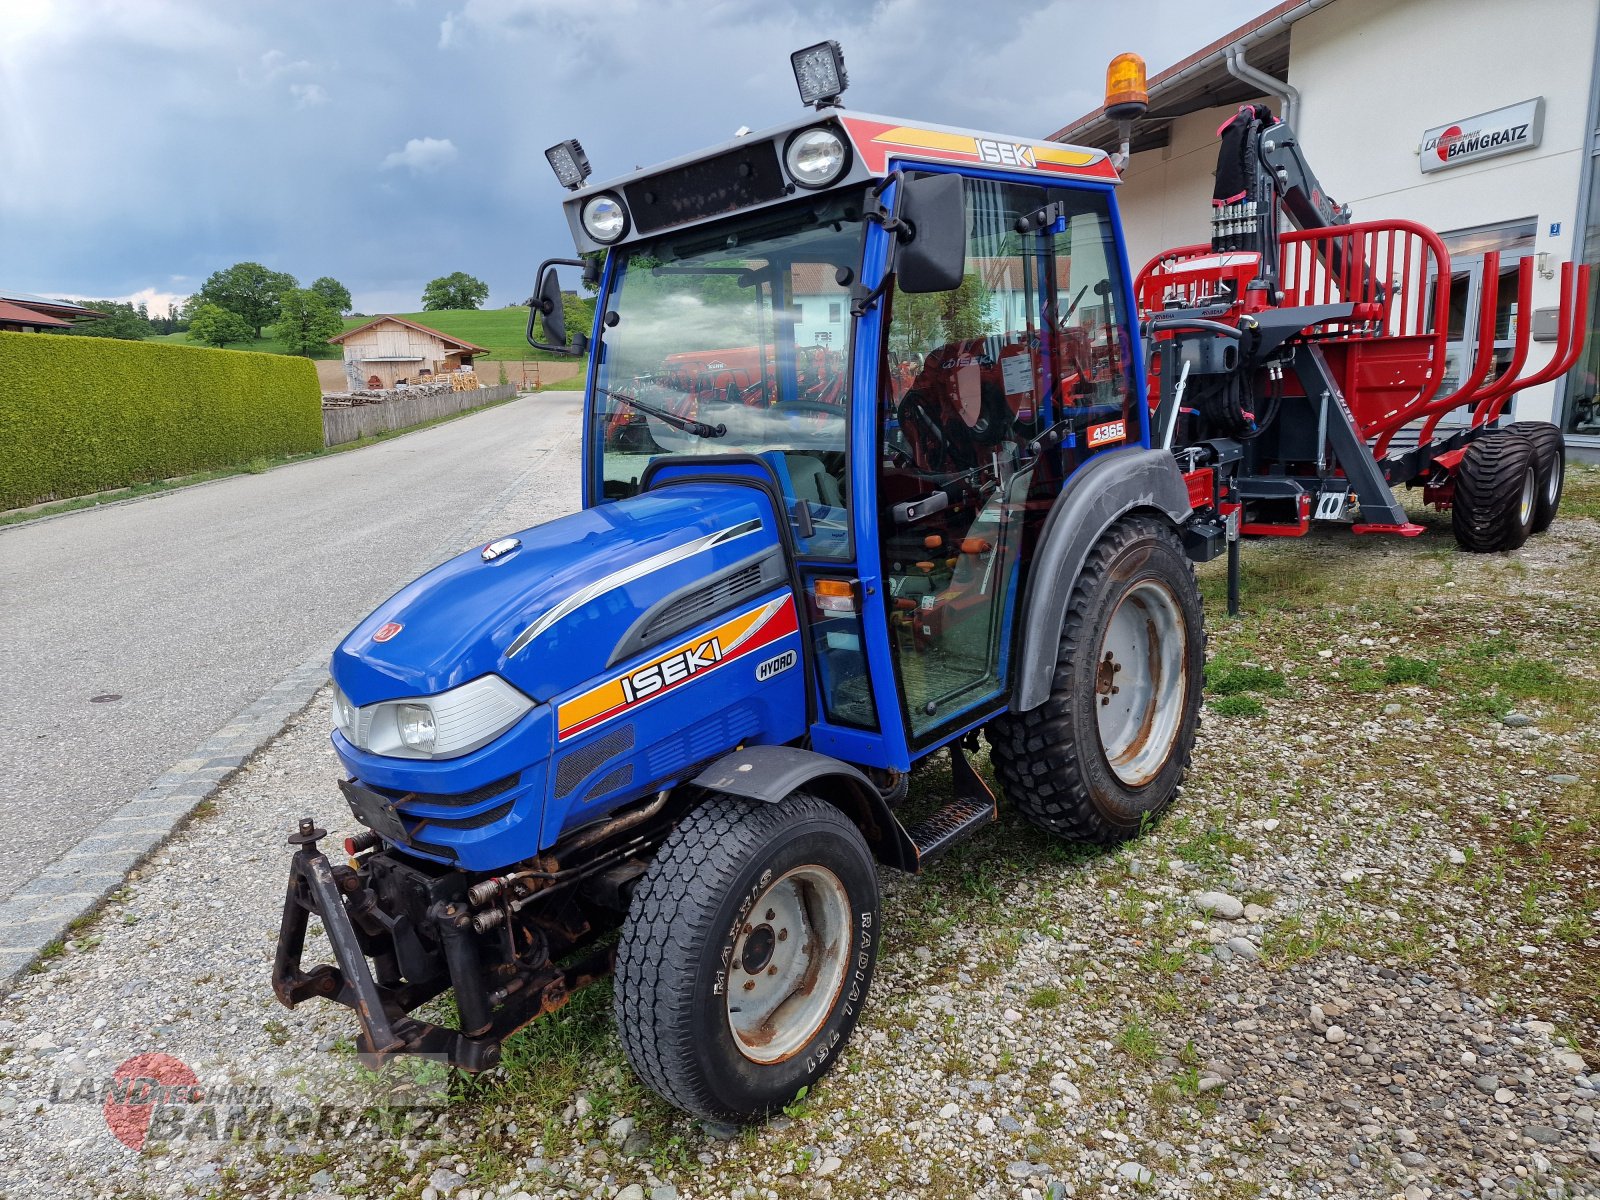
[828,301,841,322]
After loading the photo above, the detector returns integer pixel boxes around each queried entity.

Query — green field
[150,306,566,361]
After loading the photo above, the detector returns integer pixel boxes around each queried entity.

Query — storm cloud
[0,0,1263,315]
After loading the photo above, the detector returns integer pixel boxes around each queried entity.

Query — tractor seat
[785,453,844,508]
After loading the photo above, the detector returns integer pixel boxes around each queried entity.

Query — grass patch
[1211,694,1265,718]
[1115,1014,1161,1063]
[1208,663,1287,696]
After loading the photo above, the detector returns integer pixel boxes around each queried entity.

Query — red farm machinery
[1131,97,1588,611]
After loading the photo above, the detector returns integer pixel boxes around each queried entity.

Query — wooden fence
[322,382,519,447]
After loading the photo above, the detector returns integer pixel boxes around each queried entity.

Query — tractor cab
[531,83,1149,773]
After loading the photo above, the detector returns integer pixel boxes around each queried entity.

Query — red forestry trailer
[1118,66,1588,610]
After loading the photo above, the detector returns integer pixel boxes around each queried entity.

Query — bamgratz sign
[1420,99,1544,173]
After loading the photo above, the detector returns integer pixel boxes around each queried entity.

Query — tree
[421,272,490,311]
[276,288,345,356]
[309,276,353,314]
[190,261,297,338]
[187,302,254,348]
[67,300,154,340]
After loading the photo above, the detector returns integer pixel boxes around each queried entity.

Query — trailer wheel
[1506,421,1565,533]
[614,792,879,1123]
[987,516,1204,843]
[1452,432,1539,553]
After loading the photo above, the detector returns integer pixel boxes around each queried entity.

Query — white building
[1051,0,1600,455]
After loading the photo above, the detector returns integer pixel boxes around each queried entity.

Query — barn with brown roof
[328,315,489,390]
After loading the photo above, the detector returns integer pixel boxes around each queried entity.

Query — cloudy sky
[1,0,1265,316]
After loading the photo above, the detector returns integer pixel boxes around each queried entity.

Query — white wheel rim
[1518,466,1536,527]
[1546,455,1562,507]
[726,864,851,1064]
[1094,579,1188,788]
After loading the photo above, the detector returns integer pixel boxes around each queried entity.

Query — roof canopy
[0,292,109,322]
[329,314,490,356]
[0,300,72,328]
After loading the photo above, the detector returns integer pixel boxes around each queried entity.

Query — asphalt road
[0,392,583,899]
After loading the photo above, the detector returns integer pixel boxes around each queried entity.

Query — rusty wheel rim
[726,864,850,1064]
[1094,579,1187,788]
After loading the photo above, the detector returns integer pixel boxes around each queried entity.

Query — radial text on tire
[987,515,1205,843]
[1452,431,1539,553]
[613,792,881,1123]
[1505,420,1565,534]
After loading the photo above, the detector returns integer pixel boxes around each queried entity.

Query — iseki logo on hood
[619,635,724,702]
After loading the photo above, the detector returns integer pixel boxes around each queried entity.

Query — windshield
[590,191,866,557]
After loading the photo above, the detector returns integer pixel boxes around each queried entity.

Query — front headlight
[333,675,533,760]
[785,126,849,189]
[581,193,628,243]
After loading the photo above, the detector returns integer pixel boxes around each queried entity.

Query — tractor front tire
[1452,432,1538,553]
[987,516,1204,843]
[614,792,880,1124]
[1506,421,1565,533]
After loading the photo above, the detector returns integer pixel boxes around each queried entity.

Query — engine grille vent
[554,723,636,799]
[641,563,764,642]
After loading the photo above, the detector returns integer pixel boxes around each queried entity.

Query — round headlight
[785,127,849,189]
[582,194,628,243]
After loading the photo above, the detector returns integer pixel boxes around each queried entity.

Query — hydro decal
[839,117,1119,182]
[556,596,799,741]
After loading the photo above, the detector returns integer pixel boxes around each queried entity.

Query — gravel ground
[0,468,1595,1200]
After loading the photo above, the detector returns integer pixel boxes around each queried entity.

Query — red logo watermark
[101,1053,201,1151]
[373,622,403,643]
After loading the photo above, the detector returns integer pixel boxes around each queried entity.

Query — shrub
[0,331,322,509]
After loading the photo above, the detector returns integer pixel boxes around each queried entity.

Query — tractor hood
[332,483,785,707]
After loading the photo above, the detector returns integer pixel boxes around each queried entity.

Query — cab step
[906,795,995,865]
[904,744,998,868]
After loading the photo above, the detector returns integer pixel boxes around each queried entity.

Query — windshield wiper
[595,386,725,439]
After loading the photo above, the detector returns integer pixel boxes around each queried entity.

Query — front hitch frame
[272,816,610,1073]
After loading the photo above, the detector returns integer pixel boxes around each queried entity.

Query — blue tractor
[274,43,1212,1122]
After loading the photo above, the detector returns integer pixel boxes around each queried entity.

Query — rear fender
[693,745,917,872]
[1012,449,1193,712]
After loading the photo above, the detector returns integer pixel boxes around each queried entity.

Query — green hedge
[0,332,323,510]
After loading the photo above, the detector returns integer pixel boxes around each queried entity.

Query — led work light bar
[545,138,591,190]
[791,41,848,109]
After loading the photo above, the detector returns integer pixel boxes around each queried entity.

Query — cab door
[874,175,1140,750]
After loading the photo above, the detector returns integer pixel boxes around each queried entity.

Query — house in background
[0,291,107,333]
[328,315,489,390]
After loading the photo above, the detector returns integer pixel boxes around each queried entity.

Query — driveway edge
[0,651,332,983]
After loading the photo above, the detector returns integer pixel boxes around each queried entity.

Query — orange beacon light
[1104,52,1149,122]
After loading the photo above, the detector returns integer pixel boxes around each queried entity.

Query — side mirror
[537,267,566,348]
[896,173,967,294]
[526,257,589,356]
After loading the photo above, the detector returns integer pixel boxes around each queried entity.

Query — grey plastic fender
[694,745,917,871]
[1012,448,1194,713]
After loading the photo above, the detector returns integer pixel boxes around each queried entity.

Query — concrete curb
[0,652,333,982]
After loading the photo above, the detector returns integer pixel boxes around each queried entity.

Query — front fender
[694,745,917,872]
[1012,448,1193,712]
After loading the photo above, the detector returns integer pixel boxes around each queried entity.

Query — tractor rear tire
[1452,432,1539,553]
[614,792,880,1123]
[986,516,1204,843]
[1506,421,1565,533]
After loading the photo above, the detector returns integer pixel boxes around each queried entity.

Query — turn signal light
[1104,52,1149,122]
[813,578,858,613]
